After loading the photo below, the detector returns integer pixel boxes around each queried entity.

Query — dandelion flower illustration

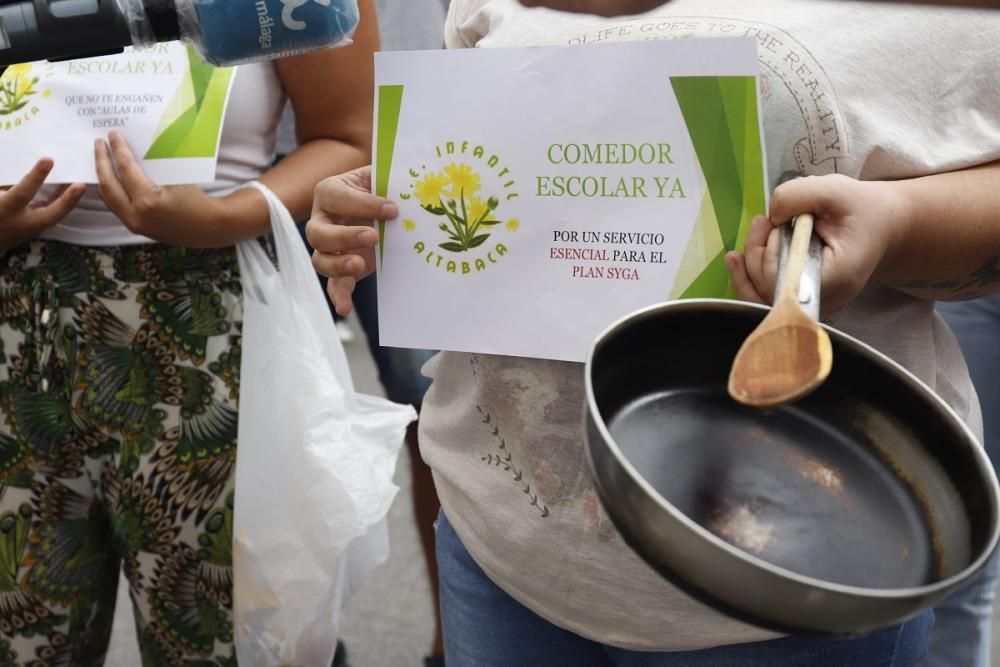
[2,63,32,79]
[414,171,449,208]
[15,76,34,97]
[409,157,507,254]
[467,195,498,223]
[444,163,481,197]
[1,63,40,115]
[506,218,520,232]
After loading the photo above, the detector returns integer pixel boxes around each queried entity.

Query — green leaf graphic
[670,76,766,299]
[144,45,235,160]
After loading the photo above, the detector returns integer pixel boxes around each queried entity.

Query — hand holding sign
[307,165,393,315]
[0,159,84,252]
[94,132,268,247]
[1,44,236,187]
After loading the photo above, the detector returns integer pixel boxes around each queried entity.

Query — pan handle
[773,173,823,320]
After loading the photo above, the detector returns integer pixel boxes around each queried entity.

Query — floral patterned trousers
[0,241,243,666]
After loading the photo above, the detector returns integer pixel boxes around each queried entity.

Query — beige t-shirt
[419,0,997,651]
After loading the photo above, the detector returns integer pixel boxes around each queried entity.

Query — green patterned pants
[0,241,243,666]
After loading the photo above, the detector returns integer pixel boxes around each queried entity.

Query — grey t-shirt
[418,0,998,652]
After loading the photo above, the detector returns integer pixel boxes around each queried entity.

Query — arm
[95,0,379,247]
[875,161,1000,301]
[253,0,379,224]
[727,162,1000,315]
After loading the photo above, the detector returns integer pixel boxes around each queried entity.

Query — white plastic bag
[233,182,416,666]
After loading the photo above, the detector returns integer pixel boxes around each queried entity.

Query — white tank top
[40,61,286,246]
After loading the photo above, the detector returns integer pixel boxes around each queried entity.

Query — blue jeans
[930,297,1000,667]
[436,512,934,667]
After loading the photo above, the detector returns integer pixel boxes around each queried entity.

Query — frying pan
[583,224,1000,635]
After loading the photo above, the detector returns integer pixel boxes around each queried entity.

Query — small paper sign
[374,37,767,362]
[0,42,235,185]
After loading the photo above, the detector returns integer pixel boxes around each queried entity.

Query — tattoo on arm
[886,255,1000,301]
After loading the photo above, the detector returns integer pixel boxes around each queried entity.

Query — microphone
[0,0,360,69]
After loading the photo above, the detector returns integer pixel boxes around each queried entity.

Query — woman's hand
[0,159,85,251]
[306,165,395,316]
[95,132,269,247]
[725,174,909,317]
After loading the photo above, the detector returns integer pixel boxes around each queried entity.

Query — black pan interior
[609,388,933,587]
[591,304,993,589]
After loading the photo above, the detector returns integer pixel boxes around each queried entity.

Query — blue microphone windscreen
[182,0,361,67]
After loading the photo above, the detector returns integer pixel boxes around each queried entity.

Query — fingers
[30,183,86,228]
[94,138,132,215]
[107,131,155,196]
[344,164,374,192]
[742,216,780,303]
[816,244,871,318]
[763,227,780,296]
[1,158,54,214]
[306,215,379,255]
[30,183,70,209]
[769,174,850,224]
[725,252,766,304]
[306,176,384,283]
[311,247,374,279]
[313,172,398,224]
[327,276,357,317]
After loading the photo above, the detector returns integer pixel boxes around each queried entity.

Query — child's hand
[0,159,84,252]
[307,166,397,315]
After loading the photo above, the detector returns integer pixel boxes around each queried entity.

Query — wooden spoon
[728,213,832,408]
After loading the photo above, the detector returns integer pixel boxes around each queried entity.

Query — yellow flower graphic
[466,195,497,223]
[444,163,481,197]
[414,171,449,208]
[15,76,32,96]
[0,62,40,116]
[1,63,32,80]
[506,218,520,232]
[408,155,508,255]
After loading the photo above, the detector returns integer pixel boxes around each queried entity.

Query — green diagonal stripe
[672,76,765,300]
[187,44,214,108]
[737,77,765,254]
[672,77,742,248]
[175,68,235,157]
[680,249,730,298]
[145,45,235,159]
[376,85,405,265]
[145,106,198,159]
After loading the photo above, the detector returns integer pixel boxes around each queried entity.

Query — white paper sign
[374,38,767,362]
[0,42,235,185]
